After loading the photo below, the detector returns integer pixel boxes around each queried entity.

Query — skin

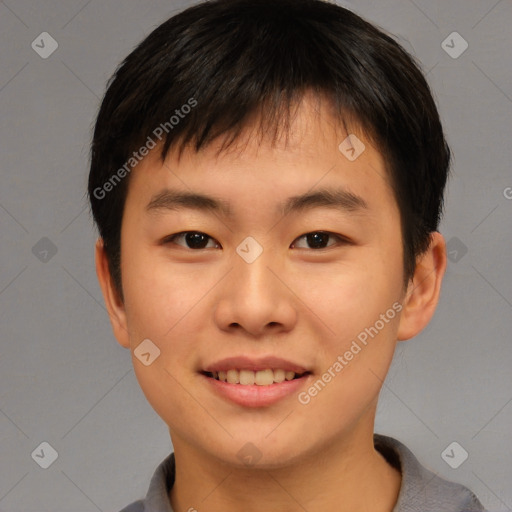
[96,93,446,512]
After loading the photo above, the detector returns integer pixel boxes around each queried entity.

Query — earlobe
[397,232,447,341]
[95,237,130,348]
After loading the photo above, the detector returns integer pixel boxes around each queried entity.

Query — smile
[204,369,308,386]
[200,370,312,407]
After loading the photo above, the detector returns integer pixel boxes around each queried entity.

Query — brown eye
[291,231,347,250]
[164,231,219,249]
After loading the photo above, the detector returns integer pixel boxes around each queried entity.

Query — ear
[397,232,447,341]
[95,237,130,348]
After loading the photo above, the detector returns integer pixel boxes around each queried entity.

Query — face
[106,95,412,468]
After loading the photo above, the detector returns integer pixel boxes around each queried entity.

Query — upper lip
[202,355,310,374]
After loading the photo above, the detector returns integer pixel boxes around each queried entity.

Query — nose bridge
[215,235,296,335]
[234,235,281,304]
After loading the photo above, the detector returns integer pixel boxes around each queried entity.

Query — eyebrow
[145,187,368,218]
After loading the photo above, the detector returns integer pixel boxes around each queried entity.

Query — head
[89,0,449,467]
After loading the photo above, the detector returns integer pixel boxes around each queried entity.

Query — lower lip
[201,373,311,408]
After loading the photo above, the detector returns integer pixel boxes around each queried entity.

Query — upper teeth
[212,369,300,386]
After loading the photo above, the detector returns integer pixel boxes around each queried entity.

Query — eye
[163,231,220,249]
[163,230,349,251]
[291,231,348,250]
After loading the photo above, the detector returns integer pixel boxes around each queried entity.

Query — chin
[207,433,311,470]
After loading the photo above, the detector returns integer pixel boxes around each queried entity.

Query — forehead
[125,94,395,219]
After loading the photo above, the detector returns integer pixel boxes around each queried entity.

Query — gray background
[0,0,511,510]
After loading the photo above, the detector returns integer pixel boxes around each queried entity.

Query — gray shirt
[119,434,487,512]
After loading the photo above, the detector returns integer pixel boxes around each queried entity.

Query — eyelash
[163,231,350,250]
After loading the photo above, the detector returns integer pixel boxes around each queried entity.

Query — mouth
[201,369,310,386]
[200,368,312,407]
[199,355,313,407]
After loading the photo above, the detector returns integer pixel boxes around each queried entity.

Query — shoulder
[374,434,487,512]
[118,499,144,512]
[117,451,176,512]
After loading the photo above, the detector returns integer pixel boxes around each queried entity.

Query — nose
[213,245,297,337]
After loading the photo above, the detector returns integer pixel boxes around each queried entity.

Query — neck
[169,424,401,512]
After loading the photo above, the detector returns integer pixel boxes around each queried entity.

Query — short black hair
[88,0,451,300]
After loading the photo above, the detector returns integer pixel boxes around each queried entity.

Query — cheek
[292,247,403,371]
[121,245,216,371]
[124,256,199,413]
[291,258,392,332]
[121,245,185,345]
